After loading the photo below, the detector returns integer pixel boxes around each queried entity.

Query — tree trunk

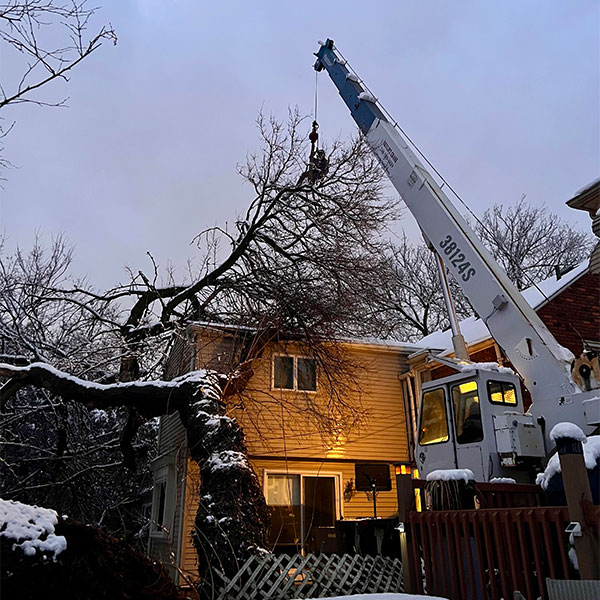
[178,389,270,591]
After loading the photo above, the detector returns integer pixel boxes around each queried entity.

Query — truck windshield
[418,388,449,445]
[452,380,483,444]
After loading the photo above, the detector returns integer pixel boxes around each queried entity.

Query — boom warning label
[377,139,398,174]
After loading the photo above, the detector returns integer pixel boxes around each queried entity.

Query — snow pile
[550,422,587,444]
[489,477,517,484]
[536,435,600,490]
[306,594,449,600]
[205,450,249,472]
[358,91,377,103]
[426,468,474,482]
[458,362,514,375]
[0,499,67,559]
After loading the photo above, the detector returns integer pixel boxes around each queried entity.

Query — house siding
[171,336,410,572]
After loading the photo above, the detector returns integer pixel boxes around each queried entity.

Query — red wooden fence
[407,505,572,600]
[402,481,600,599]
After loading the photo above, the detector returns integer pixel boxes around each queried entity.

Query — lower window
[265,473,339,550]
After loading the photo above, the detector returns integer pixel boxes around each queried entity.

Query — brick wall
[537,272,600,355]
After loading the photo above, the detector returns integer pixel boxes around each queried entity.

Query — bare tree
[0,110,397,587]
[474,196,594,290]
[0,1,116,170]
[365,235,472,341]
[0,236,156,543]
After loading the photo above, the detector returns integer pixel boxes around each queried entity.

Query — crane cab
[415,368,545,482]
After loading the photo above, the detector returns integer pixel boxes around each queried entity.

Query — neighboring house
[401,259,600,450]
[566,178,600,274]
[148,325,418,582]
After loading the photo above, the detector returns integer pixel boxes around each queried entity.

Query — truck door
[416,386,457,474]
[451,379,486,480]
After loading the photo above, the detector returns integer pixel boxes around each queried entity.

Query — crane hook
[302,120,329,184]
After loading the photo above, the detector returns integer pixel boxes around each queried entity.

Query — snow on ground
[536,435,600,489]
[550,422,588,444]
[307,595,448,600]
[426,468,474,482]
[0,499,67,559]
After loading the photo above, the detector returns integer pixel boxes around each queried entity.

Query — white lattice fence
[213,553,404,600]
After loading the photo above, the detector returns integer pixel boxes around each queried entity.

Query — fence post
[555,433,600,580]
[396,472,416,593]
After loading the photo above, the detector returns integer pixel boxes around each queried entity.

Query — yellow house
[148,324,418,582]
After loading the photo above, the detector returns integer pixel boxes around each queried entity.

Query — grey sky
[1,0,598,289]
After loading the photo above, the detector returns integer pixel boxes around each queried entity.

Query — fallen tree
[0,109,397,590]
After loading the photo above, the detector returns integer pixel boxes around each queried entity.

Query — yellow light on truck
[459,381,478,394]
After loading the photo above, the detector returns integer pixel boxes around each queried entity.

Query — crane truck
[314,39,599,482]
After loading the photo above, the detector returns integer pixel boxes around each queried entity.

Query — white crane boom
[314,40,598,472]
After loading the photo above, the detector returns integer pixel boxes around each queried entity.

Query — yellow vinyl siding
[161,329,411,574]
[233,344,408,464]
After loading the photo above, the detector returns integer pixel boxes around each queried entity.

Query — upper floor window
[272,355,317,391]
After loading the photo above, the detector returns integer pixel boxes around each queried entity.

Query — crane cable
[314,69,319,124]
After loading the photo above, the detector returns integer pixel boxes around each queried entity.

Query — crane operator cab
[415,367,546,482]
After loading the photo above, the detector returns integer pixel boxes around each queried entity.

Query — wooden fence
[212,553,404,600]
[407,505,573,600]
[398,478,600,600]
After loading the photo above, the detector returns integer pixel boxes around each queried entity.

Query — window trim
[271,354,318,393]
[263,469,343,547]
[150,457,177,539]
[487,379,518,406]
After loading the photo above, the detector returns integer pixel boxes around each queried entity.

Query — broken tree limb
[0,362,221,418]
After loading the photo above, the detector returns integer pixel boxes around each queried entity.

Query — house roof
[189,321,420,353]
[413,260,589,354]
[567,178,600,217]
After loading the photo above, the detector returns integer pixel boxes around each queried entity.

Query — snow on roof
[574,176,600,197]
[415,260,588,353]
[0,499,67,559]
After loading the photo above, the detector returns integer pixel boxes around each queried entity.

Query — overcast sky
[1,0,598,288]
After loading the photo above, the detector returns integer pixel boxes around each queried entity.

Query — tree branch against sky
[0,1,115,172]
[0,109,398,587]
[473,197,594,290]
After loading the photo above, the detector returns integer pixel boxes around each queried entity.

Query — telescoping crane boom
[314,39,599,481]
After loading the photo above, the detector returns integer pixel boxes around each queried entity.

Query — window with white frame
[272,355,317,391]
[265,471,341,549]
[150,459,176,538]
